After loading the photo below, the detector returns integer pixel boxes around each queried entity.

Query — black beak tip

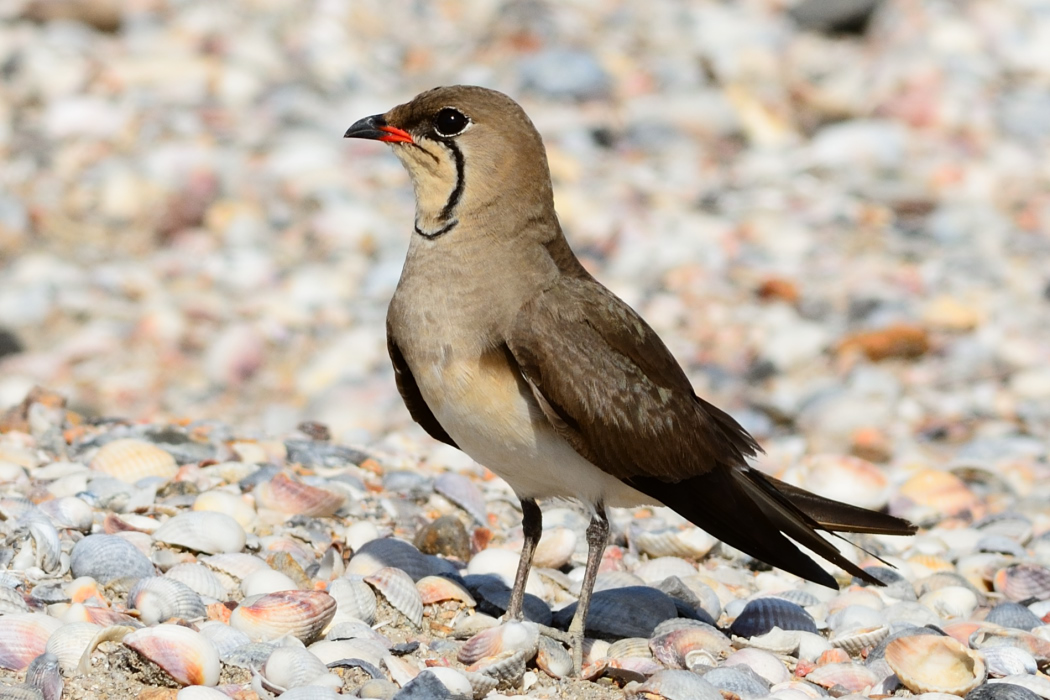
[344,114,386,140]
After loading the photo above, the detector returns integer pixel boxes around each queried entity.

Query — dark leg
[568,503,609,673]
[505,498,542,620]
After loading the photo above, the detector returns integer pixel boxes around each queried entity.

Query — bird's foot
[534,622,572,646]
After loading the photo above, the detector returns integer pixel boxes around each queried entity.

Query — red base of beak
[378,126,414,144]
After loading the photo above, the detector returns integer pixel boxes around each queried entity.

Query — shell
[229,590,336,643]
[153,511,247,554]
[254,472,344,517]
[986,602,1043,632]
[123,624,220,686]
[967,683,1043,700]
[70,534,154,585]
[535,635,573,679]
[199,553,271,581]
[0,586,29,614]
[650,623,733,669]
[803,661,879,693]
[458,621,539,666]
[920,586,980,620]
[275,688,341,700]
[164,563,230,601]
[346,537,455,581]
[730,598,818,638]
[416,575,475,606]
[44,621,103,673]
[782,454,891,510]
[987,677,1050,700]
[128,576,207,625]
[308,638,389,667]
[414,668,472,698]
[702,665,772,698]
[885,634,986,695]
[533,527,577,569]
[433,471,487,525]
[994,564,1050,603]
[327,576,378,625]
[262,646,339,691]
[895,469,981,519]
[195,621,251,659]
[981,646,1038,677]
[607,637,654,659]
[829,624,890,655]
[633,556,698,583]
[25,652,62,700]
[725,647,790,685]
[192,490,257,531]
[0,614,63,671]
[221,641,276,669]
[553,586,677,639]
[364,567,424,627]
[466,648,529,685]
[90,439,177,483]
[625,669,723,700]
[240,569,300,597]
[632,526,717,560]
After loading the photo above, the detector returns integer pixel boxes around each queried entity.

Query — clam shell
[803,661,879,693]
[128,576,207,625]
[153,511,246,554]
[650,623,732,669]
[988,676,1050,700]
[0,614,63,671]
[885,634,986,695]
[725,647,790,685]
[553,586,677,640]
[625,669,723,700]
[346,537,456,581]
[44,621,103,673]
[199,552,271,581]
[25,652,62,700]
[70,534,154,585]
[0,586,29,614]
[607,637,654,659]
[255,472,344,517]
[458,621,539,665]
[221,641,276,669]
[981,646,1038,677]
[230,590,336,643]
[830,624,890,656]
[308,637,389,667]
[920,586,980,620]
[164,563,230,601]
[632,525,717,559]
[466,648,529,685]
[702,665,772,698]
[241,569,300,597]
[262,645,337,691]
[196,621,251,659]
[533,527,577,569]
[416,575,475,607]
[433,471,487,524]
[994,564,1050,603]
[90,438,177,483]
[986,602,1043,632]
[633,556,698,583]
[275,688,342,700]
[124,624,220,686]
[327,576,377,625]
[784,454,890,510]
[967,683,1043,700]
[730,597,818,638]
[192,489,257,531]
[535,635,572,679]
[364,567,423,627]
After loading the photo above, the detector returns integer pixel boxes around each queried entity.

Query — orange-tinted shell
[884,635,985,696]
[254,472,344,517]
[90,439,177,483]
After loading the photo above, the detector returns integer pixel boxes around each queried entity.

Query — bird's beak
[343,114,414,144]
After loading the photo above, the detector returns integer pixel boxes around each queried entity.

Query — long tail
[626,468,916,588]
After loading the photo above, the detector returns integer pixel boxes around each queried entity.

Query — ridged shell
[37,497,94,533]
[199,553,271,580]
[724,647,790,685]
[44,621,103,673]
[364,567,423,627]
[0,586,29,614]
[192,489,257,531]
[416,575,475,607]
[262,646,337,691]
[553,586,677,640]
[347,537,452,581]
[164,563,229,601]
[70,534,154,585]
[730,598,819,638]
[633,556,698,583]
[987,677,1050,700]
[804,661,879,693]
[702,665,772,698]
[254,472,344,517]
[153,511,246,554]
[458,621,540,665]
[885,635,986,695]
[986,602,1043,632]
[308,637,389,668]
[967,683,1042,700]
[128,576,207,625]
[632,526,717,559]
[466,648,529,685]
[124,624,220,686]
[90,438,177,483]
[24,652,62,700]
[607,637,654,659]
[535,635,573,679]
[240,569,299,597]
[650,623,732,669]
[327,576,377,625]
[196,621,251,659]
[830,624,890,656]
[221,641,275,669]
[229,590,336,643]
[625,669,723,700]
[920,585,980,620]
[0,614,63,671]
[433,471,487,524]
[981,646,1038,677]
[994,564,1050,603]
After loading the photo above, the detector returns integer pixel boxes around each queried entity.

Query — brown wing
[387,330,458,449]
[506,276,759,482]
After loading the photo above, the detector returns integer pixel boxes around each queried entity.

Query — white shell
[364,567,423,627]
[532,527,577,569]
[229,590,336,643]
[262,645,341,691]
[327,576,377,625]
[153,511,246,554]
[44,621,103,674]
[0,613,63,671]
[192,489,257,531]
[128,576,207,625]
[164,563,230,601]
[241,570,300,597]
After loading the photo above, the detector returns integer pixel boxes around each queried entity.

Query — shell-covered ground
[2,0,1050,698]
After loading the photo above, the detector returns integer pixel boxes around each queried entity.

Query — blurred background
[0,0,1048,470]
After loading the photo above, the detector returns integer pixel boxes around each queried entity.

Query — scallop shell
[229,590,336,643]
[364,567,423,627]
[0,614,63,671]
[725,647,790,685]
[70,534,154,585]
[164,563,229,601]
[153,511,247,554]
[89,438,178,483]
[986,602,1043,632]
[625,669,722,700]
[44,621,103,673]
[968,682,1043,700]
[885,634,986,695]
[458,621,540,665]
[632,525,717,560]
[633,556,698,583]
[730,597,818,638]
[416,575,475,607]
[994,564,1050,603]
[981,646,1038,677]
[433,471,487,525]
[199,553,271,581]
[553,586,677,640]
[254,472,344,517]
[128,576,207,625]
[327,576,378,625]
[124,624,220,686]
[24,652,62,700]
[804,661,879,693]
[650,623,732,669]
[196,621,251,659]
[830,624,890,656]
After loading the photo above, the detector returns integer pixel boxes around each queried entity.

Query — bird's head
[345,86,555,239]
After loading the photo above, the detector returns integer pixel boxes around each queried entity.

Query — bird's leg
[568,503,609,674]
[505,498,541,621]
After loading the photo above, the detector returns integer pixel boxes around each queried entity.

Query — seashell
[221,641,276,669]
[894,469,981,520]
[153,511,246,554]
[725,647,790,685]
[607,637,653,659]
[414,668,472,698]
[632,525,717,560]
[975,513,1034,544]
[970,627,1050,664]
[416,575,475,607]
[90,438,177,483]
[25,652,62,700]
[37,496,94,533]
[797,631,832,662]
[175,688,231,700]
[327,576,377,625]
[650,622,732,669]
[433,471,487,525]
[254,472,344,517]
[553,585,677,640]
[967,683,1043,700]
[467,548,547,600]
[994,564,1050,603]
[988,676,1050,700]
[830,624,889,656]
[885,635,986,695]
[466,648,529,686]
[44,621,103,673]
[324,619,391,646]
[240,569,299,597]
[0,614,63,671]
[199,553,271,581]
[458,621,539,665]
[195,621,251,659]
[266,686,341,700]
[981,646,1038,677]
[346,537,456,581]
[0,586,29,614]
[730,597,818,638]
[633,556,698,583]
[986,602,1044,632]
[782,454,890,510]
[308,638,389,668]
[192,490,256,531]
[533,527,577,569]
[535,635,572,679]
[124,624,220,686]
[462,669,500,698]
[920,585,980,620]
[364,566,423,627]
[128,576,207,625]
[803,661,879,693]
[230,590,336,643]
[857,566,917,600]
[625,669,723,700]
[702,665,772,698]
[70,534,154,585]
[742,627,804,656]
[765,589,823,608]
[414,515,471,561]
[164,563,229,601]
[262,646,340,691]
[593,571,646,592]
[345,521,380,552]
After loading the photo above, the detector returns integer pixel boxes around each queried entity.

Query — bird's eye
[433,108,469,137]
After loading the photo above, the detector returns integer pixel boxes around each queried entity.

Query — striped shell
[123,624,220,686]
[89,439,177,483]
[458,621,540,665]
[0,613,63,671]
[44,621,103,673]
[632,526,717,560]
[164,563,230,601]
[650,623,733,669]
[885,634,986,695]
[229,590,336,643]
[364,567,423,627]
[327,576,378,625]
[730,598,818,638]
[153,511,246,554]
[70,534,154,585]
[433,471,487,524]
[254,472,344,517]
[262,645,340,691]
[993,564,1050,603]
[128,576,206,625]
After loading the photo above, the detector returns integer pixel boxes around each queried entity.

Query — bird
[344,85,916,671]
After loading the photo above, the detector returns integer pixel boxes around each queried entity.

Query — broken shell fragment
[123,624,220,686]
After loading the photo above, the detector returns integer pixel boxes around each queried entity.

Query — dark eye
[433,108,469,137]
